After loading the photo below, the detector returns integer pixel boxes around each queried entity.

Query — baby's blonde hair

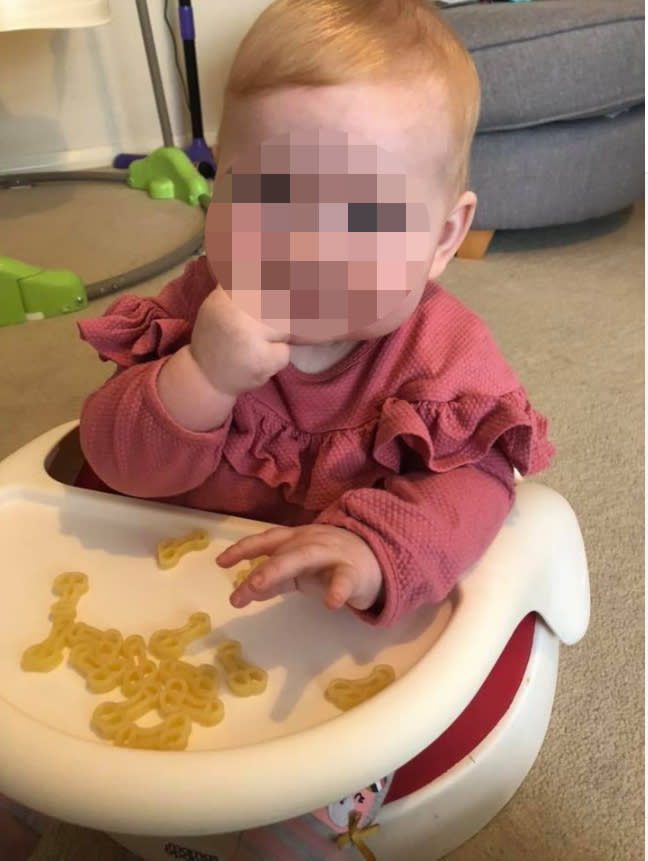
[219,0,480,195]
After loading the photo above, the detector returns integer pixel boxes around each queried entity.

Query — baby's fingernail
[230,592,242,607]
[250,574,264,589]
[327,591,345,609]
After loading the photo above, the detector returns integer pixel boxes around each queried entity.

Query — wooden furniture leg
[456,229,495,260]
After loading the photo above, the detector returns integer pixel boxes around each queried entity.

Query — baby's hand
[217,525,384,612]
[191,284,291,396]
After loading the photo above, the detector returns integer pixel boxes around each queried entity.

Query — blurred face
[205,82,452,344]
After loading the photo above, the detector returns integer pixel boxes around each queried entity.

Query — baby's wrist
[181,345,225,396]
[157,346,236,431]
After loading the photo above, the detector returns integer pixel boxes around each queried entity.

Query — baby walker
[0,0,212,328]
[113,0,215,179]
[0,422,589,860]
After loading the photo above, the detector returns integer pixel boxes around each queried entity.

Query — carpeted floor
[0,180,643,860]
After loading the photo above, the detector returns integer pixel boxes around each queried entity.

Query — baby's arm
[156,345,236,431]
[79,357,235,498]
[79,257,290,499]
[78,259,237,499]
[316,447,515,626]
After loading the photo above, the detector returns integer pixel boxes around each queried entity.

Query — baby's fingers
[324,564,356,610]
[230,574,296,609]
[217,526,292,568]
[230,543,330,607]
[261,339,291,377]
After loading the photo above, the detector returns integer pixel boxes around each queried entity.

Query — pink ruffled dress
[78,255,554,627]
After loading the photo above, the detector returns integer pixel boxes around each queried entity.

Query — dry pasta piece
[157,658,218,698]
[68,622,136,694]
[159,677,225,727]
[67,626,122,661]
[79,657,127,694]
[85,629,123,664]
[21,618,73,672]
[113,713,192,751]
[69,636,128,694]
[21,572,89,671]
[49,572,88,621]
[157,528,209,570]
[325,665,396,712]
[91,683,161,740]
[216,639,267,697]
[148,612,211,660]
[119,635,159,696]
[120,661,159,697]
[232,555,270,588]
[66,621,121,648]
[66,621,100,646]
[68,628,128,694]
[66,625,129,693]
[120,634,148,661]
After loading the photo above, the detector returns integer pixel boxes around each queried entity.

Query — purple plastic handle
[112,153,145,169]
[179,5,195,40]
[185,138,215,170]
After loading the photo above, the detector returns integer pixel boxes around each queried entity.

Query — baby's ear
[427,190,477,281]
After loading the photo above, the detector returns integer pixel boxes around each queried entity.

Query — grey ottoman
[440,0,644,256]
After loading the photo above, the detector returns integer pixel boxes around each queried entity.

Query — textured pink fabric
[77,255,554,626]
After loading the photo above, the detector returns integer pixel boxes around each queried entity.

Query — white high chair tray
[0,423,589,837]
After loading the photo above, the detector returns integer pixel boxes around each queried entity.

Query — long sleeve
[79,359,232,498]
[315,446,515,626]
[77,256,230,498]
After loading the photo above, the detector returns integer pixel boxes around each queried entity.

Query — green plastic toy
[127,146,209,206]
[0,146,209,326]
[0,256,87,327]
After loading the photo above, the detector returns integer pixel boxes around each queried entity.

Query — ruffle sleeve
[372,390,554,478]
[78,294,192,367]
[77,256,213,368]
[222,386,553,515]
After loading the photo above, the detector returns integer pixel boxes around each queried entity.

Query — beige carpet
[0,180,643,861]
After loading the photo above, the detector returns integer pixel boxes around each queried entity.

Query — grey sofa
[441,0,644,237]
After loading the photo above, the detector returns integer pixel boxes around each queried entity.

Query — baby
[78,0,552,632]
[5,0,555,855]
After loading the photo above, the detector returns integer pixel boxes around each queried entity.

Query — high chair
[0,422,589,861]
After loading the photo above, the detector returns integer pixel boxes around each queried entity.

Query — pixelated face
[204,128,433,343]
